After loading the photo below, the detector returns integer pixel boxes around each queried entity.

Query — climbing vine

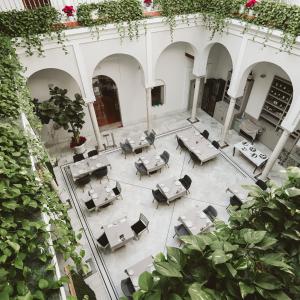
[156,0,300,50]
[77,0,144,40]
[0,6,65,56]
[0,35,84,299]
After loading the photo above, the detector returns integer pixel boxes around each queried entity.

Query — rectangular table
[103,217,134,251]
[157,177,186,203]
[88,182,117,209]
[233,140,268,173]
[226,179,254,203]
[69,154,110,180]
[126,134,150,153]
[125,256,154,290]
[177,131,219,164]
[178,210,212,235]
[139,153,165,174]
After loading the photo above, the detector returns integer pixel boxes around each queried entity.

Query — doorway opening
[92,75,122,129]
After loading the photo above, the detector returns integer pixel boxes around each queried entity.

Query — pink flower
[144,0,152,6]
[62,5,75,17]
[245,0,257,8]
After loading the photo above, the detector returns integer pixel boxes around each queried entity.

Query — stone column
[87,102,104,151]
[190,76,201,122]
[260,129,290,180]
[145,87,152,131]
[220,97,237,146]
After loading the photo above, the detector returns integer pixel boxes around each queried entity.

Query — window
[151,85,165,106]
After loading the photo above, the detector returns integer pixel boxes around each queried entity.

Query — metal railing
[0,0,148,12]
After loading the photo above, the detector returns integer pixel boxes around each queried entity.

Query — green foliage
[132,167,300,299]
[77,0,144,40]
[0,36,85,299]
[0,35,41,129]
[251,0,300,51]
[0,6,65,56]
[34,87,86,146]
[0,123,84,299]
[156,0,300,50]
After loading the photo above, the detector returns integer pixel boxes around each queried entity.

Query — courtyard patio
[53,110,284,298]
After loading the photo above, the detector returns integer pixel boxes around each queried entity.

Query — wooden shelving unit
[260,76,299,139]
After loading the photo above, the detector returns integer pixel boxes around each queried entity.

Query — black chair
[131,213,149,239]
[121,277,135,299]
[97,232,109,250]
[152,189,168,209]
[73,153,85,162]
[88,149,98,157]
[176,136,187,153]
[256,179,268,191]
[75,175,90,187]
[84,199,96,212]
[160,151,170,167]
[201,130,209,139]
[203,205,218,221]
[135,162,148,180]
[120,142,132,158]
[173,224,190,245]
[188,151,201,168]
[230,195,243,208]
[146,132,156,148]
[212,140,220,149]
[92,166,108,183]
[112,181,122,199]
[179,175,192,194]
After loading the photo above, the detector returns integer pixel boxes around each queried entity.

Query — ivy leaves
[133,168,300,299]
[0,6,64,56]
[77,0,143,40]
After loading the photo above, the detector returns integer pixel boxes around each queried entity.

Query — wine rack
[260,76,299,139]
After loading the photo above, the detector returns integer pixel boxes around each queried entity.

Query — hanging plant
[0,6,66,56]
[77,0,144,41]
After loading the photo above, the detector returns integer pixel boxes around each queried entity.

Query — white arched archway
[153,41,198,120]
[92,53,146,127]
[27,68,83,101]
[27,68,95,148]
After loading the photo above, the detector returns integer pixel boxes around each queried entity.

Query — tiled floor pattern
[53,110,285,299]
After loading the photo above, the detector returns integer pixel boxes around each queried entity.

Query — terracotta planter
[73,141,86,154]
[64,21,79,28]
[143,10,161,17]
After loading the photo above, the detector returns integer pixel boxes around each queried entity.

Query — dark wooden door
[23,0,50,9]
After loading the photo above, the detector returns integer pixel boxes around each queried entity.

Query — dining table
[125,256,154,290]
[233,140,268,173]
[139,153,165,174]
[126,134,150,153]
[157,177,186,203]
[102,217,135,251]
[69,154,110,180]
[88,182,117,209]
[178,209,212,235]
[177,130,219,164]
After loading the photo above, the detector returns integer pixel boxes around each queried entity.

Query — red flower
[62,5,75,17]
[70,136,86,148]
[245,0,257,8]
[144,0,152,5]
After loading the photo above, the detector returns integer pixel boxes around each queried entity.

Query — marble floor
[53,109,285,299]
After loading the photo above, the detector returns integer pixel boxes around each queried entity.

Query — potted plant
[62,5,78,27]
[34,87,87,154]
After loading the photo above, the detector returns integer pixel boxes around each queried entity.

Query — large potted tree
[35,87,87,154]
